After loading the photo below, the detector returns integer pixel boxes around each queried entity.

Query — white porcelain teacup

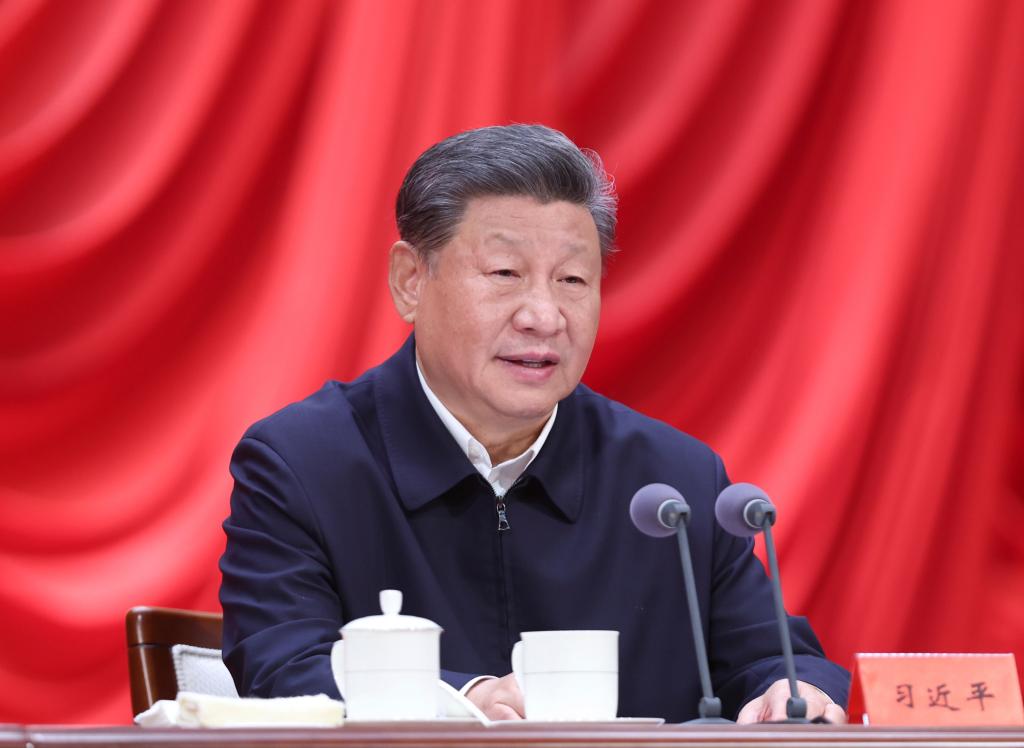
[511,630,619,721]
[331,590,442,720]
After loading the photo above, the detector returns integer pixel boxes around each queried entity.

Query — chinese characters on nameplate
[848,653,1024,726]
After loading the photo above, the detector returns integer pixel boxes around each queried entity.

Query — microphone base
[683,717,735,724]
[767,717,812,724]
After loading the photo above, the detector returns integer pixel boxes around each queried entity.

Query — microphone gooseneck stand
[752,505,808,723]
[761,518,806,717]
[671,504,729,721]
[629,484,735,724]
[665,502,732,724]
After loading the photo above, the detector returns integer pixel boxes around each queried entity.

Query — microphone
[630,483,731,723]
[715,483,808,722]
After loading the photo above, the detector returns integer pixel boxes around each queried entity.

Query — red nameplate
[848,653,1024,726]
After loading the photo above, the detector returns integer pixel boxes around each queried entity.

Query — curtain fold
[1,0,1021,723]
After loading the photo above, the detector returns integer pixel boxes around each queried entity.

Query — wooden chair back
[125,606,223,716]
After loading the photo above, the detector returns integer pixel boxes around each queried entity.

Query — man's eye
[491,269,518,278]
[561,275,585,285]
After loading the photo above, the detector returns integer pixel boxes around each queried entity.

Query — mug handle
[510,640,524,693]
[330,639,346,699]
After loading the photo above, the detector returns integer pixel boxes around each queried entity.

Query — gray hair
[396,124,617,263]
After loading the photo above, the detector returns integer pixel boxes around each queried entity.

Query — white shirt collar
[415,359,557,497]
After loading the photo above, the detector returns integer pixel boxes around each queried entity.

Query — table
[3,724,1023,748]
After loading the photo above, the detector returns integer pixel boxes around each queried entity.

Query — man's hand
[465,673,525,720]
[736,679,848,724]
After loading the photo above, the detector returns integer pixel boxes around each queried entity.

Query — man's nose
[512,284,566,336]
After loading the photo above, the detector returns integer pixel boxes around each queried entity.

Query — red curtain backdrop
[1,0,1022,725]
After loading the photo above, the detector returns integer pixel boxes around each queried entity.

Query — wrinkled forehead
[450,196,601,252]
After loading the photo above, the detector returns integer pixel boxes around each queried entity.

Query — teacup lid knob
[340,588,442,633]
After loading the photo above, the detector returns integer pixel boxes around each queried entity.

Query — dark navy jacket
[219,336,849,720]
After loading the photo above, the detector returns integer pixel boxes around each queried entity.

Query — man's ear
[388,241,428,323]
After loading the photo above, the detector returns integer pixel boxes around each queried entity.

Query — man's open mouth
[499,357,558,369]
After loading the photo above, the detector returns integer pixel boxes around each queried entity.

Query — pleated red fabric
[1,0,1022,724]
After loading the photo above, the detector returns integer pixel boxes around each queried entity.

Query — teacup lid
[341,589,442,632]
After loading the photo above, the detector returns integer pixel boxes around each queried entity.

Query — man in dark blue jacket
[219,124,849,723]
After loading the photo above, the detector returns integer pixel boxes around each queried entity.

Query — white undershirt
[415,360,557,497]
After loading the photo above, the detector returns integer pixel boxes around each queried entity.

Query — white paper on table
[437,680,492,724]
[134,692,344,728]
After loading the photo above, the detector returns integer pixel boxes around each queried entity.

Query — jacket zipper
[493,475,524,532]
[496,497,511,532]
[493,475,525,656]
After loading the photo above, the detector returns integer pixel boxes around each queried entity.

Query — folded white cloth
[135,692,344,728]
[134,699,180,727]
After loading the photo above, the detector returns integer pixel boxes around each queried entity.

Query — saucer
[494,717,665,725]
[345,715,482,723]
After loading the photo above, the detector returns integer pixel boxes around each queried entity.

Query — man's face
[404,195,602,439]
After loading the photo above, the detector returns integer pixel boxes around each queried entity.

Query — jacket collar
[374,335,584,522]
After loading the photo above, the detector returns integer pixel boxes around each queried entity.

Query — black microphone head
[630,483,686,538]
[715,482,773,538]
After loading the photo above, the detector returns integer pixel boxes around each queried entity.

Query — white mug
[511,630,618,721]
